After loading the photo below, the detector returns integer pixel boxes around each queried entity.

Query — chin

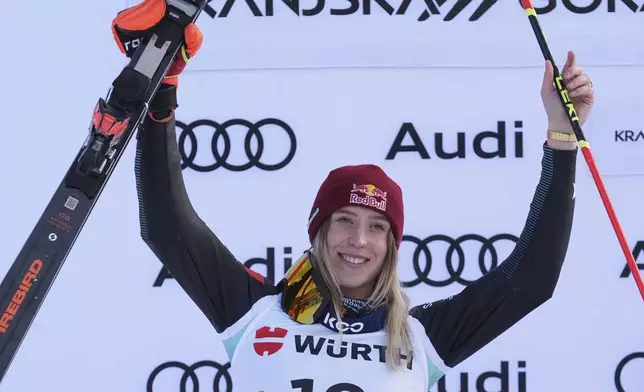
[338,279,370,290]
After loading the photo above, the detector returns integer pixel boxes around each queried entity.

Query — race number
[291,378,364,392]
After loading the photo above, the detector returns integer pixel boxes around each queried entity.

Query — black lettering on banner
[610,0,643,12]
[266,0,300,15]
[203,0,643,19]
[563,0,639,13]
[293,335,413,369]
[326,339,349,358]
[295,335,326,355]
[619,241,644,278]
[176,119,297,173]
[564,0,603,13]
[153,266,173,287]
[203,0,502,21]
[351,343,371,361]
[437,361,527,392]
[219,0,263,17]
[291,378,364,392]
[330,0,360,15]
[244,247,293,284]
[153,247,293,287]
[303,0,326,15]
[526,0,644,13]
[401,234,518,288]
[147,360,233,392]
[363,0,395,17]
[615,353,644,392]
[615,130,625,142]
[441,0,497,21]
[615,130,644,142]
[385,121,523,161]
[529,0,556,13]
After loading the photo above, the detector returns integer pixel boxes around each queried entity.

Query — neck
[341,285,374,300]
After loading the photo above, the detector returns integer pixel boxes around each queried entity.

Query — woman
[112,1,593,390]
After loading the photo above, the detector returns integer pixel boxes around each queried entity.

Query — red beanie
[307,164,404,249]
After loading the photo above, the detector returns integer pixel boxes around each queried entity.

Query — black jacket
[135,84,577,369]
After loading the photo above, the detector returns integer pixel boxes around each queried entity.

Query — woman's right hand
[111,0,204,87]
[540,50,594,133]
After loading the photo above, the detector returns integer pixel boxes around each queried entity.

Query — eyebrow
[335,208,389,222]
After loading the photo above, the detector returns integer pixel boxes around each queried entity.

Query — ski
[0,0,207,382]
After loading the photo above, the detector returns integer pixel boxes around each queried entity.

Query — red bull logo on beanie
[350,183,388,212]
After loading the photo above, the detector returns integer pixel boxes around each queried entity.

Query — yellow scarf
[277,250,387,334]
[277,250,330,325]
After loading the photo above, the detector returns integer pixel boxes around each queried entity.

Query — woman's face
[325,205,390,299]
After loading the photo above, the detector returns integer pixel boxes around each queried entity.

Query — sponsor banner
[140,351,644,392]
[150,68,644,392]
[120,0,644,70]
[168,66,547,286]
[581,65,644,176]
[1,28,644,392]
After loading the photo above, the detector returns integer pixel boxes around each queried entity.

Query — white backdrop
[0,0,643,391]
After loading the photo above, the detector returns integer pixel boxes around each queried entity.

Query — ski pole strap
[150,84,178,112]
[148,110,174,123]
[148,84,178,123]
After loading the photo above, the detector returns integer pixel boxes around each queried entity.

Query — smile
[340,253,369,265]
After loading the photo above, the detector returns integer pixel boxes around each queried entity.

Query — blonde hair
[311,219,414,371]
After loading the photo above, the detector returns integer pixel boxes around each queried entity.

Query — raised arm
[410,52,593,371]
[136,84,277,333]
[410,142,576,368]
[109,1,277,338]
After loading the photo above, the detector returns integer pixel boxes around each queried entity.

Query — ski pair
[0,0,207,383]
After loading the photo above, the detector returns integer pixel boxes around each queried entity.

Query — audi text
[385,121,524,161]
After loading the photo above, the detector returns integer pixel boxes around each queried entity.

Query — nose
[348,226,367,248]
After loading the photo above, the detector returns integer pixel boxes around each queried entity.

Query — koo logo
[323,313,364,333]
[154,246,293,287]
[386,120,524,161]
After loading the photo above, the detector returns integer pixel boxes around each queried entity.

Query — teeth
[342,254,367,265]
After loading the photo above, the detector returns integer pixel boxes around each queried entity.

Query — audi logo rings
[147,360,233,392]
[176,118,297,172]
[401,234,519,288]
[615,352,644,392]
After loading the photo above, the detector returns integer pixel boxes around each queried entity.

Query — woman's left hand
[541,50,594,132]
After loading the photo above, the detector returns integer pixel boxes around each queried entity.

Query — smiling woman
[112,0,595,390]
[304,164,411,371]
